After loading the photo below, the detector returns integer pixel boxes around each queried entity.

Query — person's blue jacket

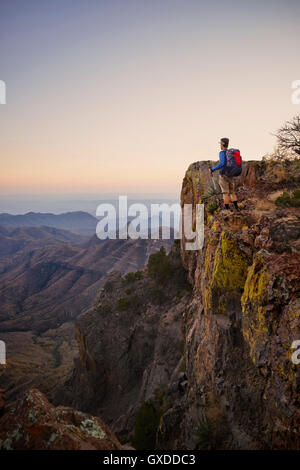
[211,150,226,172]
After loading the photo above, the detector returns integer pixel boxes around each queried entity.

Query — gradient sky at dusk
[1,0,299,196]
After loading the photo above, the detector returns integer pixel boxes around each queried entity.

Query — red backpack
[223,148,242,177]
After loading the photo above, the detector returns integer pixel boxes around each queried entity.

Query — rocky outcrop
[56,159,299,450]
[0,388,123,450]
[163,159,300,449]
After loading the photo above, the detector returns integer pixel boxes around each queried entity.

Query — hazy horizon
[1,0,300,195]
[0,193,180,215]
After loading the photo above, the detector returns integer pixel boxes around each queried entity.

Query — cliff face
[174,159,300,449]
[55,245,192,445]
[56,159,300,450]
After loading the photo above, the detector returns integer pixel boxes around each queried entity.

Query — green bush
[207,199,218,214]
[292,159,300,170]
[147,245,190,290]
[133,401,162,450]
[147,247,174,283]
[275,189,300,207]
[275,191,291,206]
[117,294,142,314]
[124,271,143,283]
[194,414,229,450]
[117,297,131,311]
[293,189,300,199]
[203,187,216,199]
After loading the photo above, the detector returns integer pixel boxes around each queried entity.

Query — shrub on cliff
[261,117,300,185]
[133,400,163,450]
[194,416,229,450]
[202,188,219,215]
[263,116,300,167]
[275,115,300,158]
[147,246,190,290]
[124,271,143,283]
[117,294,142,313]
[275,189,300,207]
[147,247,172,282]
[207,199,219,214]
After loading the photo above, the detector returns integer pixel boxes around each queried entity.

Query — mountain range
[0,211,98,237]
[0,213,172,403]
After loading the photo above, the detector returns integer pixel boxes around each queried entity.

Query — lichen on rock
[241,250,271,362]
[80,418,106,440]
[205,231,250,315]
[0,388,122,450]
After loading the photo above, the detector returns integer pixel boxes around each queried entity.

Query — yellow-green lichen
[272,304,300,384]
[205,231,250,314]
[211,220,218,232]
[241,251,271,363]
[80,418,106,440]
[241,252,269,311]
[212,232,250,291]
[203,235,216,279]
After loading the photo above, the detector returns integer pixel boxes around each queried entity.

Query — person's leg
[229,180,239,209]
[223,193,230,207]
[219,176,230,209]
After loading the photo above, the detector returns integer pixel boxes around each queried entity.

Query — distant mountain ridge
[0,210,179,238]
[0,211,98,237]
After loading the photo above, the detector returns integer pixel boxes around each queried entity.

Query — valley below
[0,217,172,405]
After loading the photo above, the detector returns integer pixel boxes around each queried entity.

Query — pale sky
[0,0,299,196]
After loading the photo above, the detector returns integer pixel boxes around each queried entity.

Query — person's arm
[211,151,226,172]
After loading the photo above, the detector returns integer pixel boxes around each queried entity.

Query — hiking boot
[232,201,239,211]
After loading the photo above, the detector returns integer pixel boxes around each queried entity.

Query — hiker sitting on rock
[210,137,242,211]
